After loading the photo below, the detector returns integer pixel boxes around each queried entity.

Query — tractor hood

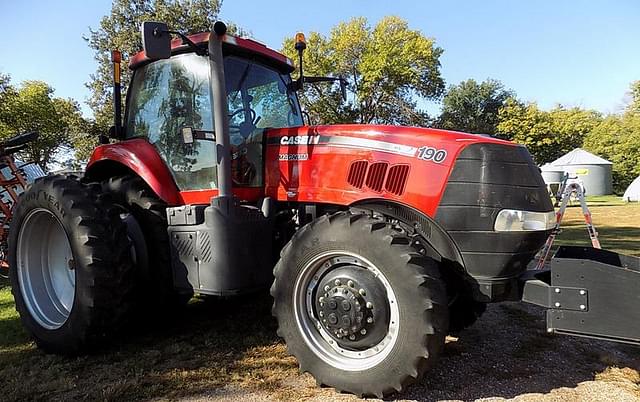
[264,124,522,216]
[266,124,514,171]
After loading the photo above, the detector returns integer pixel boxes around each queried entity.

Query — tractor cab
[125,26,304,195]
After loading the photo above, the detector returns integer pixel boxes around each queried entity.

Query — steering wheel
[229,107,261,137]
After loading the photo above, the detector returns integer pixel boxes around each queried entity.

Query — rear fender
[86,138,183,205]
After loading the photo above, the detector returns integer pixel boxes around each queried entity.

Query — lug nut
[360,329,367,335]
[341,315,351,326]
[347,280,355,288]
[367,317,373,324]
[328,300,337,310]
[349,335,356,340]
[335,279,341,286]
[319,296,325,303]
[328,313,338,325]
[342,301,351,311]
[324,285,330,292]
[319,311,324,317]
[359,289,366,296]
[366,302,373,309]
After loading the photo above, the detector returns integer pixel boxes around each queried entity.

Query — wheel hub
[315,266,390,349]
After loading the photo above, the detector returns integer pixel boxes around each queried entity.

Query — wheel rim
[293,251,400,371]
[17,208,75,330]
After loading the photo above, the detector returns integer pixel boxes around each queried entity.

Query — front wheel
[271,212,448,398]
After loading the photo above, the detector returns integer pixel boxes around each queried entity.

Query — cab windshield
[125,52,303,190]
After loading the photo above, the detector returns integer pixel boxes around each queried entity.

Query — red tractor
[8,21,640,398]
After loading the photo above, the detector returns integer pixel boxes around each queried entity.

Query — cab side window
[126,53,217,190]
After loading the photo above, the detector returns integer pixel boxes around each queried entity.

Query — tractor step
[521,246,640,345]
[166,196,274,296]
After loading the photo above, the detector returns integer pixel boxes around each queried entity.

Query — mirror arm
[158,29,208,56]
[297,76,348,101]
[303,76,339,84]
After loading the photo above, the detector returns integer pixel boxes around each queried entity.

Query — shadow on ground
[404,302,640,401]
[0,293,295,401]
[0,291,638,402]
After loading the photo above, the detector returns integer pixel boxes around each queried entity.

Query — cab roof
[129,32,295,72]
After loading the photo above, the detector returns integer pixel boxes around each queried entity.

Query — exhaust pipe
[208,21,232,198]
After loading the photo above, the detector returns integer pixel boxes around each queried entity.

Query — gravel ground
[174,302,640,402]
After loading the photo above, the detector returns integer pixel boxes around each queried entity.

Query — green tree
[497,100,601,164]
[628,80,640,115]
[438,78,515,136]
[584,81,640,192]
[85,0,240,132]
[281,16,445,126]
[0,77,86,169]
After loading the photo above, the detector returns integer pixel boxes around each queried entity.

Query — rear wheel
[271,212,448,398]
[100,175,192,309]
[9,175,133,354]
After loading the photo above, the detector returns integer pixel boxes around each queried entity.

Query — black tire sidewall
[273,214,447,396]
[9,176,130,354]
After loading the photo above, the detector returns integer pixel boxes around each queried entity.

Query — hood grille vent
[347,161,409,195]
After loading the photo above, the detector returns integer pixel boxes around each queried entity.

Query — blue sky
[1,0,638,118]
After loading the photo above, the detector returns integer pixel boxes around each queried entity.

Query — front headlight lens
[494,209,556,232]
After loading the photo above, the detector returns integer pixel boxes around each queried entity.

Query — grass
[0,195,638,401]
[553,195,640,256]
[0,285,298,401]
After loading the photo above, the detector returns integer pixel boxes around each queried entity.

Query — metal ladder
[535,181,601,270]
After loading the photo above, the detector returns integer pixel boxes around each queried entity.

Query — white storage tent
[623,176,640,202]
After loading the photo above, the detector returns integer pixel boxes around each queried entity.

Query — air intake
[365,162,388,192]
[385,164,410,195]
[347,161,409,195]
[347,160,368,188]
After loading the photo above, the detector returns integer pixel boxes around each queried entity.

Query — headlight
[494,209,556,232]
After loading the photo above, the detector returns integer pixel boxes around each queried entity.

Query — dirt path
[174,303,640,402]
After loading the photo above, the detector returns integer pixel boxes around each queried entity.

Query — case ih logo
[280,135,320,145]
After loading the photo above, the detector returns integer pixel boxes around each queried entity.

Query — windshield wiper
[229,63,252,105]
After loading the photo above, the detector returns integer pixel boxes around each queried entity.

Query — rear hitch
[520,246,640,345]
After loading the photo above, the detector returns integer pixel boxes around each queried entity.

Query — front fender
[87,138,183,205]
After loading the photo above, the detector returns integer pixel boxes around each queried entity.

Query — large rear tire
[9,175,133,354]
[271,212,448,398]
[100,175,192,309]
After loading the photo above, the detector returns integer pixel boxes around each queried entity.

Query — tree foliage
[85,0,237,133]
[583,81,640,192]
[281,16,445,126]
[0,75,86,169]
[497,100,601,164]
[438,78,514,136]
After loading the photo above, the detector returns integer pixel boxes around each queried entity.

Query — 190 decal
[416,146,447,163]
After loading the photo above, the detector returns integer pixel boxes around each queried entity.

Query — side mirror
[141,21,171,60]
